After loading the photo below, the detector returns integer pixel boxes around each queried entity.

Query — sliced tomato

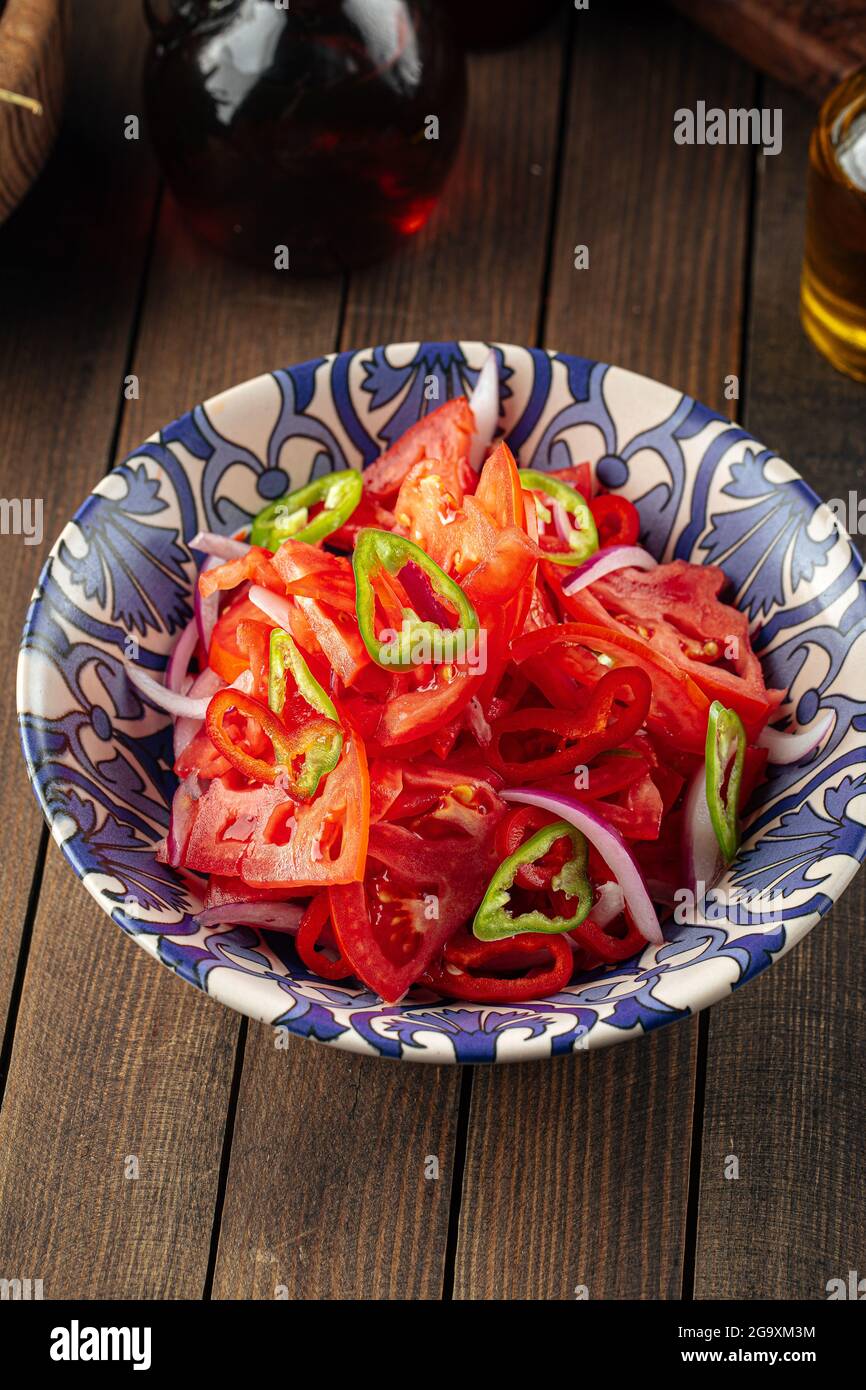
[564,559,782,739]
[271,539,357,614]
[329,490,396,549]
[548,462,592,500]
[241,734,370,887]
[199,545,283,600]
[209,593,275,683]
[394,454,498,580]
[204,875,310,907]
[329,794,502,1002]
[362,396,475,503]
[180,736,370,887]
[474,441,524,532]
[511,620,710,754]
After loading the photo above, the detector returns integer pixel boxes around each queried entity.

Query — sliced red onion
[466,696,492,747]
[249,584,291,628]
[468,348,499,471]
[758,710,833,765]
[165,615,199,695]
[683,762,723,898]
[563,544,657,596]
[502,788,663,944]
[127,662,214,719]
[173,667,226,757]
[196,901,303,933]
[191,530,251,562]
[591,879,626,928]
[166,773,205,867]
[195,554,222,651]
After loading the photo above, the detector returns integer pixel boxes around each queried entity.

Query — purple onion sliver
[467,348,499,471]
[501,787,663,944]
[683,762,723,898]
[562,544,657,597]
[191,530,251,561]
[196,902,303,933]
[165,615,199,695]
[757,710,833,764]
[249,584,292,629]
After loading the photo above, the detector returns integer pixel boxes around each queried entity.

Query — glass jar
[144,0,467,274]
[800,66,866,382]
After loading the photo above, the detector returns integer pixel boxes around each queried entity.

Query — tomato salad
[135,357,829,1005]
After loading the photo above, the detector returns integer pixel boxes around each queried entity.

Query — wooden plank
[0,3,155,1037]
[668,0,866,102]
[453,5,756,1300]
[693,80,866,1300]
[0,15,348,1297]
[0,0,68,223]
[210,19,568,1301]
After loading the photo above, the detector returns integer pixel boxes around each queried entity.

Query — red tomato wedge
[209,593,275,683]
[329,790,503,1002]
[182,736,370,888]
[559,559,782,739]
[362,396,475,503]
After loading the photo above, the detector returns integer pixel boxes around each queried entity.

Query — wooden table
[1,1,864,1302]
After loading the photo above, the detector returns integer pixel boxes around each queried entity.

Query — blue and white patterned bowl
[17,342,866,1062]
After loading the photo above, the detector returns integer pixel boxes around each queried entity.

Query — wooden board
[451,1,755,1300]
[210,15,569,1301]
[693,79,866,1301]
[0,0,155,1042]
[668,0,866,101]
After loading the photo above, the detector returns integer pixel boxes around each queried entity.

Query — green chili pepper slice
[705,699,746,863]
[251,469,362,551]
[352,528,480,672]
[267,628,342,797]
[473,821,592,941]
[519,468,599,565]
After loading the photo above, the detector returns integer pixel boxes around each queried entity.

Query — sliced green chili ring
[473,821,592,941]
[519,467,599,565]
[352,528,480,672]
[251,469,362,551]
[268,628,343,797]
[705,699,746,863]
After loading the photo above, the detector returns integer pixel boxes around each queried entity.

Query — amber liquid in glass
[801,68,866,382]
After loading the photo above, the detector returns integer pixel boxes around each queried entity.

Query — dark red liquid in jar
[144,0,467,274]
[439,0,563,49]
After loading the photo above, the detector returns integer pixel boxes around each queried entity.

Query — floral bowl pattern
[17,342,866,1062]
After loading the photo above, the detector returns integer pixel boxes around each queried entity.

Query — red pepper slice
[296,892,355,980]
[489,666,652,782]
[205,688,338,794]
[495,805,569,890]
[423,928,574,1002]
[589,494,640,548]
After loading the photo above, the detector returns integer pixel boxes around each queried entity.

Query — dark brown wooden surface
[0,0,863,1303]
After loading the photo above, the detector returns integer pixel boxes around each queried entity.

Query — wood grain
[452,3,756,1300]
[668,0,866,102]
[693,80,866,1301]
[0,24,349,1295]
[0,0,68,222]
[0,1,155,1039]
[210,17,569,1301]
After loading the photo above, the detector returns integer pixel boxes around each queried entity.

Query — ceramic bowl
[18,342,866,1061]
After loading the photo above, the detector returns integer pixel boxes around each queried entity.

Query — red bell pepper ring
[589,494,641,547]
[205,687,339,797]
[495,805,570,891]
[489,666,652,783]
[296,892,355,980]
[423,928,574,1002]
[569,914,646,965]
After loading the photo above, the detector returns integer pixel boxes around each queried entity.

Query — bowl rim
[17,342,866,1062]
